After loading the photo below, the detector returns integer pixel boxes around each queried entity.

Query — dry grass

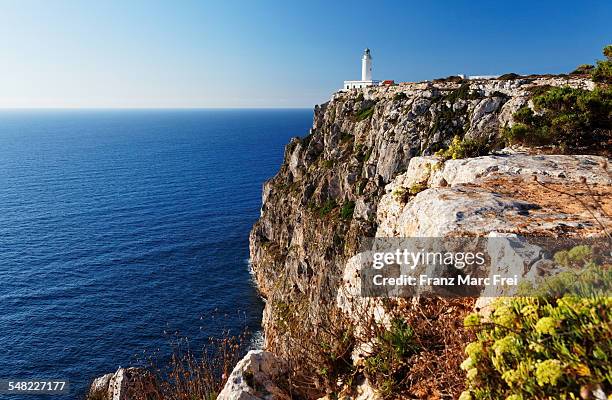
[389,297,475,399]
[266,284,475,400]
[120,322,251,400]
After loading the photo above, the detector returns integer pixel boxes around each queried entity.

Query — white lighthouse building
[343,48,380,90]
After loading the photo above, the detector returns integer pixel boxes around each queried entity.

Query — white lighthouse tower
[362,48,372,81]
[343,48,380,90]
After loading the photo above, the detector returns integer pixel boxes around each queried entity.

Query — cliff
[246,75,609,398]
[87,74,610,400]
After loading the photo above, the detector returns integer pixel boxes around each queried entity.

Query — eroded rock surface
[87,367,157,400]
[378,154,611,237]
[218,350,289,400]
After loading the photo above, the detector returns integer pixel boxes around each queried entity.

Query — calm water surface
[0,109,312,398]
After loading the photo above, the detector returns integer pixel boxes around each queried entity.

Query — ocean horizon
[0,108,313,398]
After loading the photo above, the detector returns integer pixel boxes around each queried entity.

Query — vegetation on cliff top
[590,44,612,84]
[503,85,611,152]
[435,135,493,160]
[363,319,420,398]
[360,299,474,399]
[504,45,611,154]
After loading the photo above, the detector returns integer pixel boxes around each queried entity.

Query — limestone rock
[88,373,113,399]
[317,378,381,400]
[353,198,376,221]
[430,154,611,187]
[217,350,289,400]
[378,153,610,238]
[87,368,157,400]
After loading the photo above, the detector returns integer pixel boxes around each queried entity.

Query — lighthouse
[362,48,372,81]
[343,48,380,90]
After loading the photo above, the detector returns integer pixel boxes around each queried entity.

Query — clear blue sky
[0,0,610,108]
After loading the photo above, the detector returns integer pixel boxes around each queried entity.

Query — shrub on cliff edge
[460,248,611,400]
[363,319,420,398]
[504,45,612,153]
[592,44,612,84]
[503,85,611,151]
[436,135,493,160]
[460,294,611,400]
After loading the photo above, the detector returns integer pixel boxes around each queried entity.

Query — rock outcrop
[378,153,610,237]
[87,367,157,400]
[339,152,610,320]
[218,350,289,400]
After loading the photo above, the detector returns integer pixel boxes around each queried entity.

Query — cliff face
[249,75,596,361]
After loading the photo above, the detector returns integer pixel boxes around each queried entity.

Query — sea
[0,109,312,399]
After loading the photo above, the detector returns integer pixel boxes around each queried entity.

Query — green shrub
[317,198,337,217]
[571,64,595,75]
[434,75,464,83]
[391,183,427,202]
[553,245,593,268]
[444,83,481,102]
[498,73,521,80]
[356,106,375,121]
[355,92,365,102]
[517,245,611,299]
[409,182,427,195]
[339,200,355,220]
[462,247,611,400]
[502,45,611,151]
[591,44,612,84]
[393,92,408,101]
[504,85,612,150]
[460,294,611,400]
[502,121,547,145]
[436,135,492,160]
[520,263,611,299]
[364,319,420,399]
[392,186,407,201]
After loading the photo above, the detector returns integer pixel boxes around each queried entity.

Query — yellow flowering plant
[460,295,611,399]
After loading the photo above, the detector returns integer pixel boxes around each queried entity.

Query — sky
[0,0,610,108]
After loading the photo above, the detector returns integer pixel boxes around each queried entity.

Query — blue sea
[0,109,312,399]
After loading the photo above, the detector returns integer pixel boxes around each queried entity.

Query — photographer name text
[372,274,518,287]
